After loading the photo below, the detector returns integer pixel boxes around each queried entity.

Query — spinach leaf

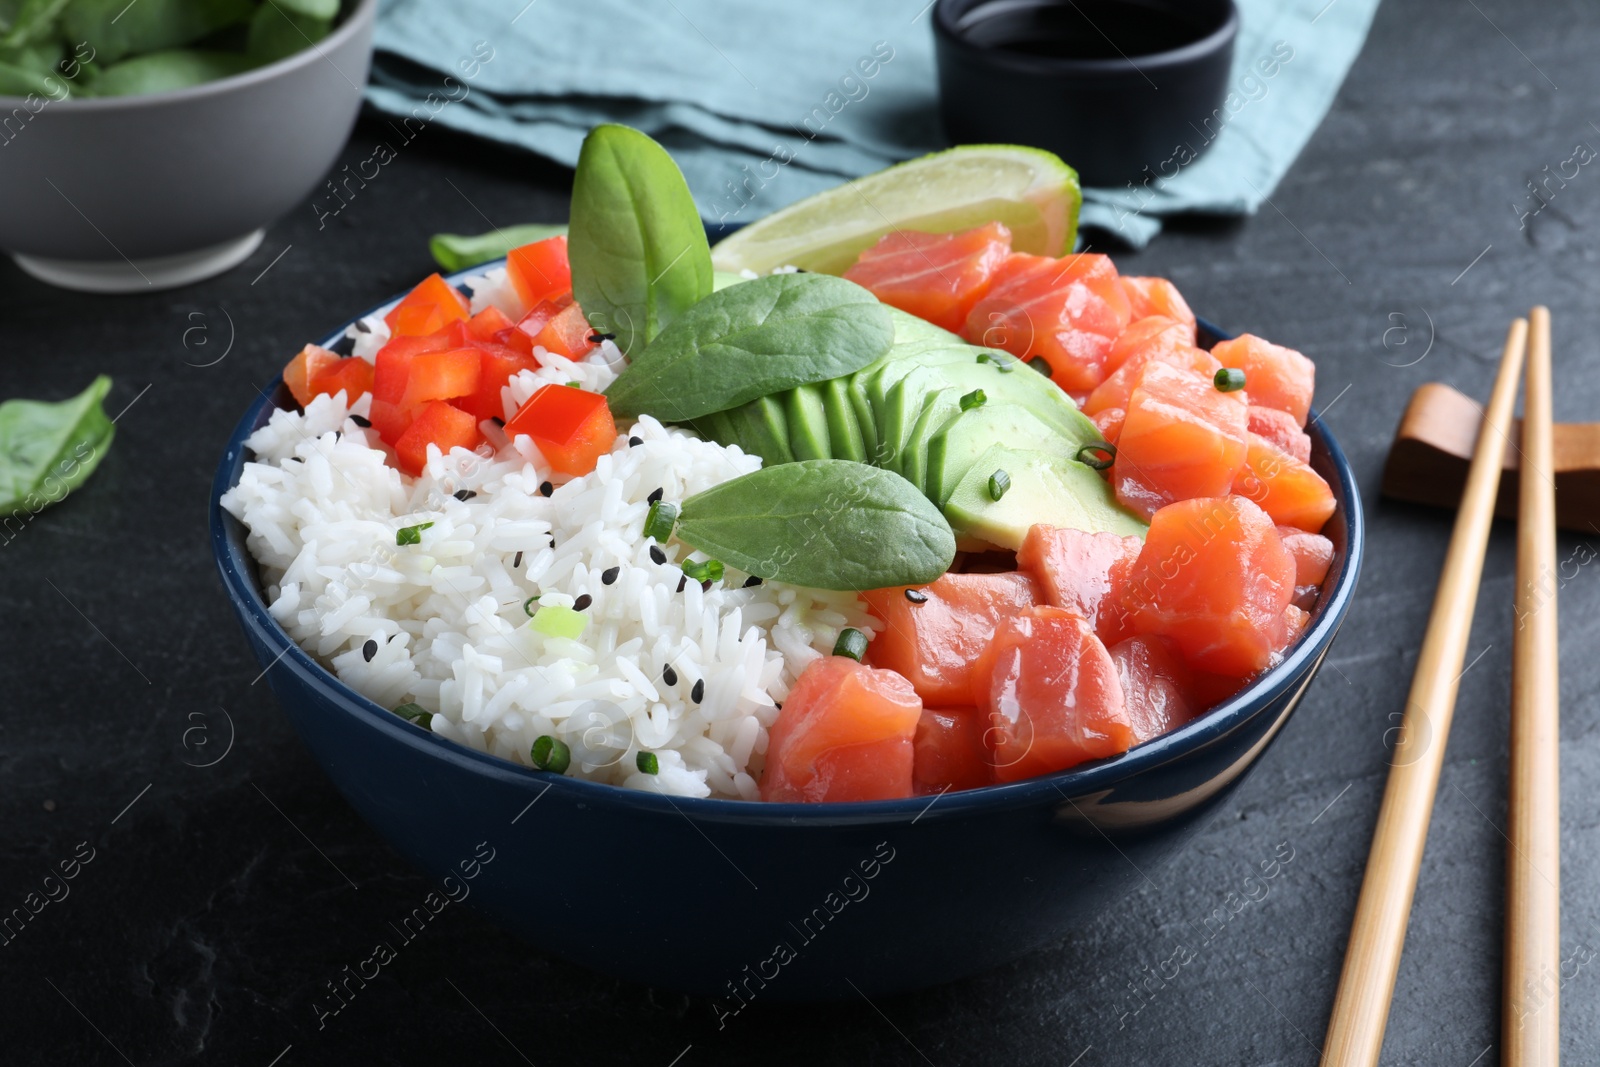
[62,0,253,65]
[245,3,329,65]
[677,460,955,591]
[605,273,893,421]
[430,224,568,273]
[86,47,252,96]
[568,123,712,356]
[0,375,114,518]
[2,0,67,48]
[0,54,59,94]
[273,0,337,19]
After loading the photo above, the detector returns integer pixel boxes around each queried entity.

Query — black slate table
[6,1,1600,1062]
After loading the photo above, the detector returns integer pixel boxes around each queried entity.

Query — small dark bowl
[210,272,1363,999]
[933,0,1239,186]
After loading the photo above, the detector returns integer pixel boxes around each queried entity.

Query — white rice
[221,269,879,799]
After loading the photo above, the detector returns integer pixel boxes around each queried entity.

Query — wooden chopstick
[1504,306,1561,1065]
[1320,318,1529,1067]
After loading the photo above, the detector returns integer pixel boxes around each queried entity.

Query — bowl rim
[211,258,1365,826]
[931,0,1241,76]
[0,0,377,110]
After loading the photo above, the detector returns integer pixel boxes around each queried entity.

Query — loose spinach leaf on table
[429,224,568,273]
[677,460,955,591]
[0,375,115,518]
[568,123,712,356]
[604,272,894,421]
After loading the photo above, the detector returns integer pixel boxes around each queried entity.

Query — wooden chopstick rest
[1382,380,1600,531]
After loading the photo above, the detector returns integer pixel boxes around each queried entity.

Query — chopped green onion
[394,703,433,728]
[532,735,571,773]
[644,500,678,542]
[988,469,1010,501]
[1214,367,1246,392]
[682,558,724,583]
[636,751,659,775]
[1077,443,1117,470]
[833,627,869,662]
[530,604,588,639]
[523,595,540,617]
[976,352,992,364]
[565,381,583,388]
[396,521,434,546]
[959,389,987,411]
[1028,357,1051,375]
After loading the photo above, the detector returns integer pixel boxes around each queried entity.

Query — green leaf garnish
[0,375,115,518]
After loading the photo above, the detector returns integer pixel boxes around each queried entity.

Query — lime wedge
[709,145,1081,276]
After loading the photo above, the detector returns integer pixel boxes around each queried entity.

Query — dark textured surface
[4,2,1600,1063]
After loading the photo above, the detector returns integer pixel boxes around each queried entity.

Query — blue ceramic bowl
[210,271,1364,1000]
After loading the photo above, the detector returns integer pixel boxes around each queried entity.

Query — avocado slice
[723,394,794,465]
[822,376,866,462]
[925,403,1080,506]
[944,444,1146,550]
[784,382,832,461]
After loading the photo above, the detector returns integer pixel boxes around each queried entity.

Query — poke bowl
[211,131,1363,998]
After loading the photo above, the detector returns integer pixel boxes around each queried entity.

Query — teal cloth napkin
[364,0,1380,247]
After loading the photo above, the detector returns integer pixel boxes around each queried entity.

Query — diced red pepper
[457,342,542,423]
[313,357,373,405]
[503,385,617,476]
[393,401,483,476]
[465,306,517,342]
[369,399,414,444]
[530,302,596,360]
[373,323,469,405]
[384,273,471,338]
[283,344,343,407]
[506,236,573,314]
[397,347,480,410]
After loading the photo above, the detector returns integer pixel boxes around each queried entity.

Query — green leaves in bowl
[567,123,713,356]
[0,375,115,518]
[430,224,569,273]
[677,460,955,591]
[604,272,895,421]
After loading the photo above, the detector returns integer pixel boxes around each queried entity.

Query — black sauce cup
[933,0,1240,187]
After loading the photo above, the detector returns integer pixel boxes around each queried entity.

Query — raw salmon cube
[1121,277,1196,332]
[963,252,1132,392]
[1105,314,1196,375]
[971,606,1131,781]
[1084,342,1221,416]
[760,656,922,802]
[1248,405,1312,464]
[1107,634,1197,744]
[912,707,993,793]
[1232,434,1337,532]
[863,572,1040,707]
[1016,524,1142,645]
[1119,496,1296,676]
[1277,527,1335,587]
[1093,407,1125,445]
[1112,360,1249,518]
[844,222,1012,334]
[1212,334,1316,426]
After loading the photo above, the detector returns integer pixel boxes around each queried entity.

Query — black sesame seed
[549,534,557,548]
[574,594,593,611]
[362,639,377,662]
[539,481,554,497]
[492,416,506,428]
[905,588,929,604]
[676,575,687,592]
[691,679,705,704]
[513,551,523,568]
[349,414,372,428]
[650,545,666,565]
[743,575,763,587]
[647,487,664,504]
[702,579,713,591]
[290,456,305,463]
[601,566,620,585]
[453,489,477,502]
[663,665,678,686]
[587,332,606,344]
[629,436,643,447]
[355,320,372,333]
